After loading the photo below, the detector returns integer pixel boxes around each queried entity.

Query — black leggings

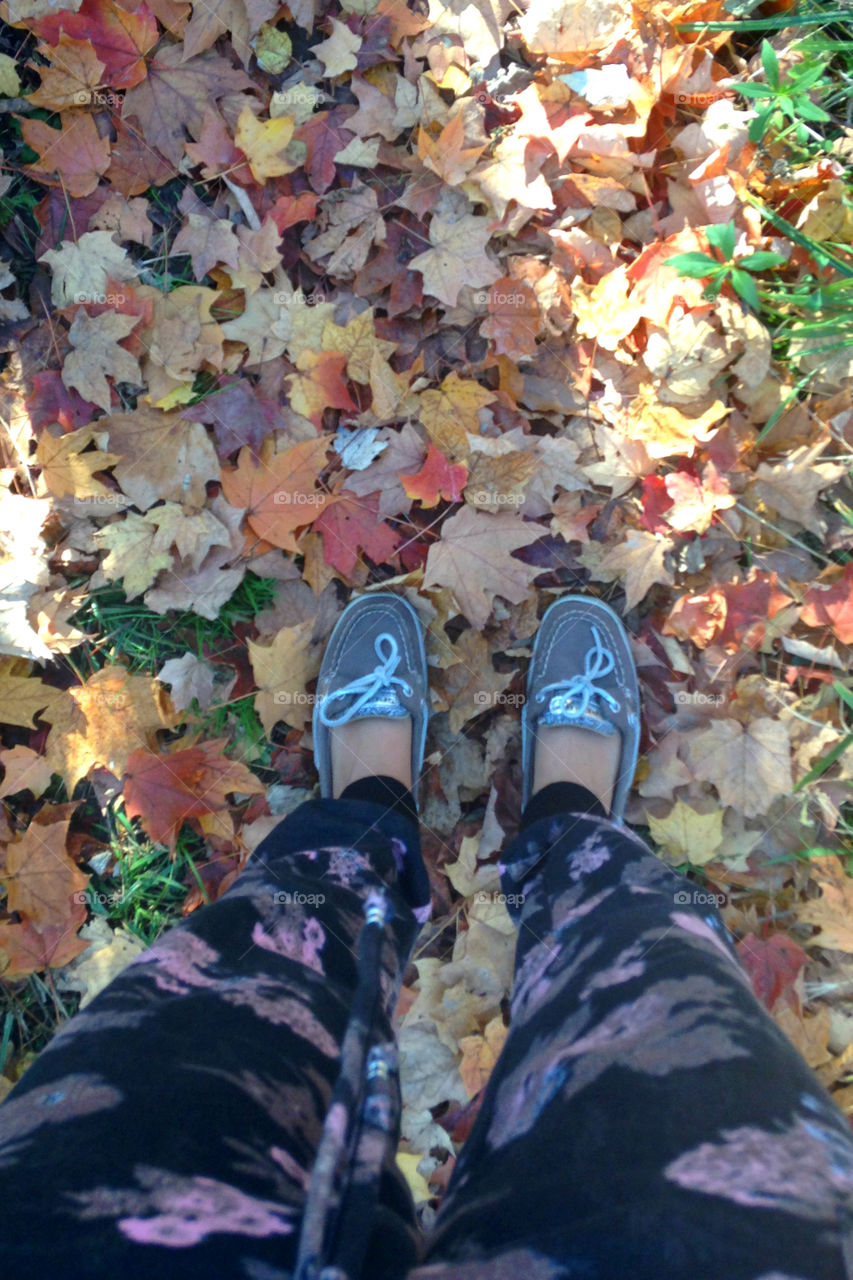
[1,786,852,1279]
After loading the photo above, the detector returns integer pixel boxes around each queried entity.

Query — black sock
[338,775,420,826]
[519,780,607,831]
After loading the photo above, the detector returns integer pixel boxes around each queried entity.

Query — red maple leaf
[401,443,467,508]
[315,491,401,576]
[801,562,853,645]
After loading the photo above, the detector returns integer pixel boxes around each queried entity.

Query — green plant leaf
[739,251,788,271]
[706,222,736,260]
[761,39,780,89]
[665,251,720,276]
[730,268,760,311]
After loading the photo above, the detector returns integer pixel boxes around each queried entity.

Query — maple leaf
[32,0,159,89]
[663,462,735,535]
[418,373,495,460]
[465,448,541,514]
[519,0,632,57]
[737,933,808,1012]
[122,44,253,166]
[595,529,675,611]
[417,115,487,186]
[344,422,426,517]
[122,745,222,849]
[0,745,54,798]
[801,562,853,645]
[124,739,263,849]
[480,277,540,359]
[22,113,110,199]
[685,717,793,818]
[795,856,853,953]
[28,34,105,109]
[623,385,729,459]
[0,671,66,729]
[157,652,218,713]
[423,506,540,628]
[2,815,88,928]
[313,16,361,75]
[182,380,285,458]
[36,423,121,500]
[0,912,90,979]
[39,230,138,307]
[220,436,332,551]
[314,490,401,576]
[106,116,177,194]
[647,800,723,866]
[402,444,467,508]
[102,407,220,510]
[61,310,143,413]
[322,308,395,384]
[235,105,300,182]
[435,630,515,735]
[409,213,501,307]
[248,620,321,732]
[172,210,241,282]
[44,664,176,793]
[751,442,845,536]
[93,512,174,598]
[286,349,357,427]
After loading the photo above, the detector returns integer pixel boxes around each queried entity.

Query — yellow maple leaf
[235,106,299,183]
[648,799,724,866]
[417,373,495,459]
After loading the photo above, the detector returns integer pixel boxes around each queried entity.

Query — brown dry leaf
[595,530,675,611]
[623,385,729,459]
[0,744,54,798]
[796,856,853,953]
[647,800,724,866]
[28,35,106,109]
[423,506,540,628]
[36,425,121,500]
[313,16,361,75]
[2,815,88,928]
[0,668,67,729]
[93,513,174,598]
[248,620,321,732]
[408,214,501,308]
[685,717,793,819]
[418,374,495,460]
[750,442,846,536]
[102,407,220,510]
[435,630,516,734]
[39,231,139,308]
[21,113,110,199]
[45,664,176,793]
[519,0,632,57]
[62,311,143,413]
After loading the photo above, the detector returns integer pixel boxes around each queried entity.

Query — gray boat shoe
[312,592,428,800]
[522,594,641,822]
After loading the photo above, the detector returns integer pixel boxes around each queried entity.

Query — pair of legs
[1,742,853,1277]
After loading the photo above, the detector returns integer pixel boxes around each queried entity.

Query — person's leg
[415,790,853,1280]
[0,788,428,1280]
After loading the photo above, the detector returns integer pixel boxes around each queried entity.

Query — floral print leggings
[1,792,853,1280]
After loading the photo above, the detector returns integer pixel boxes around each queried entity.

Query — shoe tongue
[538,693,616,736]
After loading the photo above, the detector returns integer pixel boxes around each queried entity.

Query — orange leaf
[220,436,332,552]
[124,745,220,849]
[801,562,853,645]
[32,0,159,89]
[20,112,110,198]
[286,349,357,429]
[3,815,88,928]
[401,444,467,508]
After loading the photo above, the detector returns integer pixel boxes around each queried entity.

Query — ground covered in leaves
[1,0,853,1204]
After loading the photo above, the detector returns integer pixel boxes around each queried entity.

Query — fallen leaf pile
[1,0,853,1195]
